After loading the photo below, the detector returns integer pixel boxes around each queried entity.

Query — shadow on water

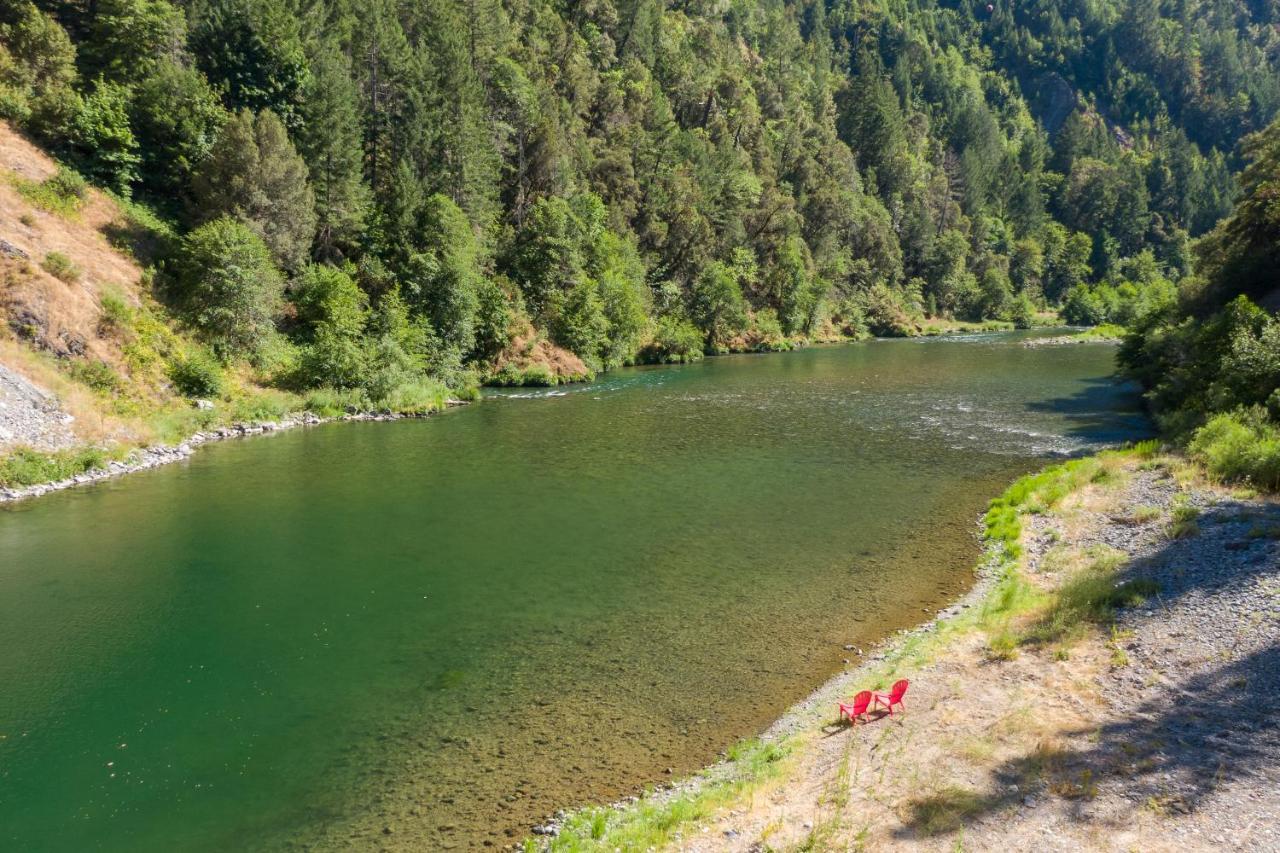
[899,495,1280,837]
[1025,375,1155,446]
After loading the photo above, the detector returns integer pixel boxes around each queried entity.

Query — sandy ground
[672,458,1280,852]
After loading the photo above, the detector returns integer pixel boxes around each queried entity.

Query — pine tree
[191,108,317,272]
[299,43,369,260]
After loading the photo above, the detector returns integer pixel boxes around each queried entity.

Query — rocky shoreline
[0,402,467,504]
[1021,332,1120,347]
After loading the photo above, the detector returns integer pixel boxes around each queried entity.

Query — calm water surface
[0,333,1149,850]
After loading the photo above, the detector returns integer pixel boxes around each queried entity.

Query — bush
[12,167,87,217]
[40,250,79,282]
[67,358,121,393]
[176,217,285,359]
[303,386,365,417]
[638,315,704,364]
[168,349,225,397]
[45,167,87,202]
[1188,408,1280,491]
[98,288,133,335]
[488,362,558,387]
[0,446,109,488]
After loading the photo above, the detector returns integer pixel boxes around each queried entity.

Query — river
[0,332,1150,850]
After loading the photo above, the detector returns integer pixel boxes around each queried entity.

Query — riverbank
[0,401,467,503]
[530,446,1280,851]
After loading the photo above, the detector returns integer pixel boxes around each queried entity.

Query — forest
[0,0,1277,445]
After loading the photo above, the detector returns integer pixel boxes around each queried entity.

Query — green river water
[0,332,1150,850]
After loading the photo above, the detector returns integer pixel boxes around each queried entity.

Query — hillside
[0,0,1273,404]
[0,120,159,450]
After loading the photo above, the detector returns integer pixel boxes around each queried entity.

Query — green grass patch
[538,737,791,851]
[1019,549,1158,647]
[40,251,80,283]
[66,358,123,394]
[10,167,87,217]
[1166,498,1201,539]
[1070,323,1126,342]
[0,445,114,488]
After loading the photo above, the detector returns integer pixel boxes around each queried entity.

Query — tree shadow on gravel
[899,493,1280,838]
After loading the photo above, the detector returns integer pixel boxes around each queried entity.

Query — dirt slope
[0,122,156,449]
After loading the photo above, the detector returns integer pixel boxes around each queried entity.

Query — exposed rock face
[0,363,74,450]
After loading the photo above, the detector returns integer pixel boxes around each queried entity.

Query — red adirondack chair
[872,679,909,715]
[838,690,872,725]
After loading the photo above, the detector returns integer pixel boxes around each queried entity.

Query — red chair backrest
[849,690,872,713]
[889,679,909,701]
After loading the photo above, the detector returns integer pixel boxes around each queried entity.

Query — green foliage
[67,358,121,393]
[0,0,76,120]
[0,446,110,488]
[10,166,86,216]
[688,261,748,352]
[36,79,140,194]
[1062,278,1176,327]
[176,216,284,359]
[190,108,316,271]
[639,315,704,364]
[188,0,308,128]
[82,0,186,82]
[168,348,224,397]
[1188,409,1280,492]
[297,43,367,259]
[98,288,133,334]
[39,250,78,282]
[489,362,558,387]
[129,58,227,199]
[405,195,483,356]
[9,0,1276,400]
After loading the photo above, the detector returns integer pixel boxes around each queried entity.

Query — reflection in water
[0,333,1149,850]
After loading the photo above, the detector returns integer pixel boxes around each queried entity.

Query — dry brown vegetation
[490,317,593,384]
[0,123,146,366]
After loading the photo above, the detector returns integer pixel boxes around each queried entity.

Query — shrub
[303,386,364,417]
[45,167,87,203]
[12,167,87,217]
[40,251,79,282]
[98,288,133,334]
[176,217,285,359]
[1188,409,1280,491]
[168,349,225,398]
[638,315,704,364]
[376,378,450,413]
[227,390,292,422]
[67,358,121,393]
[0,446,109,488]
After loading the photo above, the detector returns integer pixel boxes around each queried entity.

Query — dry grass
[0,123,145,376]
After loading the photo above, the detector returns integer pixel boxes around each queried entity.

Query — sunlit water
[0,333,1150,850]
